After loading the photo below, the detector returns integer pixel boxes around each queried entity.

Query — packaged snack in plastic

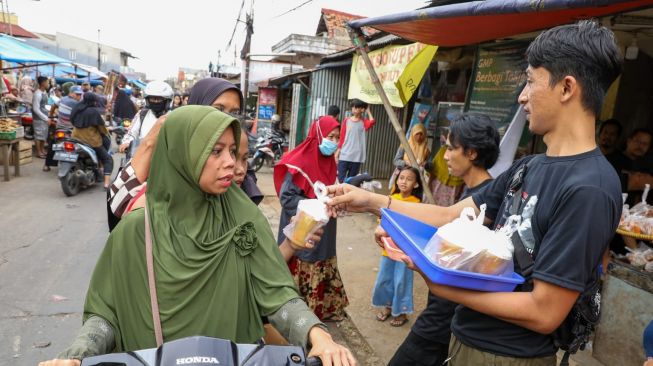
[281,180,332,247]
[423,204,515,276]
[283,198,330,246]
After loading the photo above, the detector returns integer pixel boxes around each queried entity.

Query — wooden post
[347,26,434,204]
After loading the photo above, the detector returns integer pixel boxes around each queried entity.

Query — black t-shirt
[606,150,653,206]
[452,148,622,358]
[411,179,492,344]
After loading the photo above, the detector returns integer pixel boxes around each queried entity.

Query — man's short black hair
[599,118,622,136]
[449,113,500,169]
[37,76,48,85]
[628,128,653,140]
[327,105,340,118]
[350,98,368,109]
[525,20,622,116]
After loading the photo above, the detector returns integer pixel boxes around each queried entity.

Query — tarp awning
[0,34,70,66]
[348,0,653,47]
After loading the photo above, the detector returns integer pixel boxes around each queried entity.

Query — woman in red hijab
[274,115,348,321]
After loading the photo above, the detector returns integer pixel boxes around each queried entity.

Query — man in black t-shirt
[388,113,499,366]
[326,20,622,366]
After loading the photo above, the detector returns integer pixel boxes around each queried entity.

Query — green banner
[466,41,530,136]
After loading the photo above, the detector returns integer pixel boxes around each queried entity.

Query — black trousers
[388,331,449,366]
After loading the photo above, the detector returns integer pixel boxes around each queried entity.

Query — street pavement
[0,156,604,366]
[0,157,111,365]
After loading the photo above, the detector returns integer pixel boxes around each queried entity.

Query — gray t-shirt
[339,118,366,163]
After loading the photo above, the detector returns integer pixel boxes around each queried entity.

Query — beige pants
[448,335,557,366]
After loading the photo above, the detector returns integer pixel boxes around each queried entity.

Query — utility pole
[240,12,253,110]
[97,29,101,70]
[216,50,221,78]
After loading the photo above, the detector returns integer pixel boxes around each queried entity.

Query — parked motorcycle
[250,129,287,172]
[81,335,322,366]
[52,138,102,196]
[11,102,34,140]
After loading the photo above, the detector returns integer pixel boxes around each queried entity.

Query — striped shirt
[57,96,79,129]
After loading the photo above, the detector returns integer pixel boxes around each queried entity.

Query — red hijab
[274,116,340,199]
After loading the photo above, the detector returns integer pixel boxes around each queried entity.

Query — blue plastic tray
[380,208,524,292]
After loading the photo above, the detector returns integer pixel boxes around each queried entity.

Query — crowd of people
[33,19,653,366]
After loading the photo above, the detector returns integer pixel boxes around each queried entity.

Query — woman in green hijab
[39,106,356,366]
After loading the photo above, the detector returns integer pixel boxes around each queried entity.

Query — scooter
[81,335,322,366]
[109,118,132,146]
[250,129,287,172]
[12,102,34,140]
[52,138,102,196]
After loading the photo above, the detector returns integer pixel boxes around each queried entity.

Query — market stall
[347,1,653,365]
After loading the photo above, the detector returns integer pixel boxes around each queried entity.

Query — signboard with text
[466,41,529,136]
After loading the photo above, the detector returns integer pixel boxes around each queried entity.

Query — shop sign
[466,41,529,136]
[348,43,438,107]
[258,87,277,120]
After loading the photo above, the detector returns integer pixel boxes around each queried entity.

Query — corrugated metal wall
[308,66,403,179]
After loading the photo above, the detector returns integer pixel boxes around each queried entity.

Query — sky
[10,0,428,80]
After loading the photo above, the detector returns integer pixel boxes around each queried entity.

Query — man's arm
[131,115,166,183]
[326,184,478,227]
[425,278,579,334]
[32,92,49,120]
[363,109,376,130]
[337,118,347,149]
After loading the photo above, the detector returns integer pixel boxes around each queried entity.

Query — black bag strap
[139,108,150,122]
[507,156,540,288]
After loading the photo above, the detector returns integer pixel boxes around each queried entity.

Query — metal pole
[97,29,101,70]
[5,0,12,37]
[346,26,434,204]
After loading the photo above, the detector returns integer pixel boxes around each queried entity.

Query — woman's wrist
[307,325,332,347]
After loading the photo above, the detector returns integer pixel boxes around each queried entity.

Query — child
[336,99,375,182]
[372,166,422,327]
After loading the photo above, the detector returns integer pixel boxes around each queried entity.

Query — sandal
[390,315,408,327]
[37,154,47,159]
[42,166,51,172]
[375,308,392,322]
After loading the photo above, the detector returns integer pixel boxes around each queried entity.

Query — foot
[375,308,391,322]
[42,166,51,172]
[390,314,408,327]
[36,154,47,159]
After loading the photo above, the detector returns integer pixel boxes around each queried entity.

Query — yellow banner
[348,43,437,108]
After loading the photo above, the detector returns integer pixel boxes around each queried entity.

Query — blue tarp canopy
[39,65,87,78]
[0,34,70,67]
[348,0,653,47]
[54,77,104,87]
[129,79,146,89]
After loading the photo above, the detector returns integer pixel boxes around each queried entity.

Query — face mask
[319,139,338,156]
[149,101,167,116]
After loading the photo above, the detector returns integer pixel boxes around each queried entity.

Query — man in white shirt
[119,80,173,155]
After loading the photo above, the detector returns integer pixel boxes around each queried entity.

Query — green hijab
[84,105,299,351]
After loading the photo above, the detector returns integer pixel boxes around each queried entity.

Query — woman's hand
[325,184,382,217]
[38,359,80,366]
[308,327,356,366]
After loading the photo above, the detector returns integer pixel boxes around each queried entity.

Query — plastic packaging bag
[423,204,516,276]
[282,180,330,246]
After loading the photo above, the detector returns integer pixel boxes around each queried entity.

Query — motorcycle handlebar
[306,356,323,366]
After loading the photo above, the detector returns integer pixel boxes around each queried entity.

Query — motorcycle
[11,102,34,140]
[81,335,322,366]
[109,118,132,146]
[52,138,102,196]
[250,129,287,172]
